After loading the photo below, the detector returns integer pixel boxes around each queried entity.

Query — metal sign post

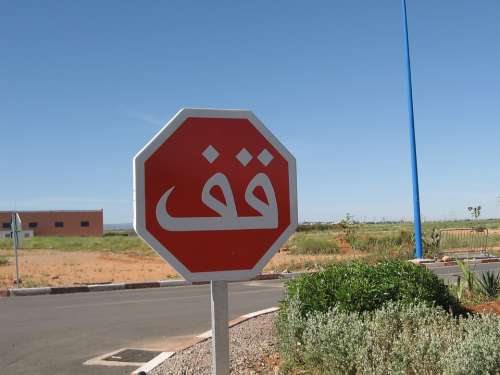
[210,281,229,375]
[11,212,22,287]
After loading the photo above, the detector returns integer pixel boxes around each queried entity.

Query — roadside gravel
[151,312,279,375]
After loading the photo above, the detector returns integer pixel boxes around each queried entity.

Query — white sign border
[134,108,298,282]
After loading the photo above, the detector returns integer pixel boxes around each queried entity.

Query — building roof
[0,209,103,214]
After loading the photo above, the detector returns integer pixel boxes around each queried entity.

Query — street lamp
[401,0,423,259]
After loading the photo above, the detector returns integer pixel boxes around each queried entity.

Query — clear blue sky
[1,0,499,224]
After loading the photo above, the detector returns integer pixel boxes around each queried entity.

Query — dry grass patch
[0,249,364,288]
[264,252,362,273]
[0,250,178,288]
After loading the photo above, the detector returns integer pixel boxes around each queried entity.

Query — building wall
[0,229,34,239]
[0,210,104,237]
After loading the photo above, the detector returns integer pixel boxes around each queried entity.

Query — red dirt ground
[0,249,360,288]
[466,300,500,315]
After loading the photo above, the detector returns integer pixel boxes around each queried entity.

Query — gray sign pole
[210,280,229,375]
[11,213,21,288]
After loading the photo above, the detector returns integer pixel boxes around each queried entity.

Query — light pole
[401,0,423,259]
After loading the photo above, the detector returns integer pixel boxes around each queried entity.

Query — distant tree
[467,206,481,220]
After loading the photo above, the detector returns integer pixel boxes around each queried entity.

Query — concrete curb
[477,258,500,264]
[423,257,500,268]
[130,306,280,375]
[4,257,499,298]
[130,352,174,374]
[9,287,52,296]
[88,283,126,292]
[4,272,305,298]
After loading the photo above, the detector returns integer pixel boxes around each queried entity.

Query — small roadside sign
[11,213,22,287]
[11,213,22,249]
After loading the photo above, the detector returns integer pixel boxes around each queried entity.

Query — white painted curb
[242,306,279,319]
[131,352,175,375]
[158,280,189,287]
[88,283,126,292]
[130,306,280,375]
[6,272,305,298]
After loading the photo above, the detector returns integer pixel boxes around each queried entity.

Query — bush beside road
[277,301,499,374]
[147,261,499,375]
[281,260,463,316]
[275,260,500,374]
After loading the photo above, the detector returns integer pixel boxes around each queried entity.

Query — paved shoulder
[0,280,284,375]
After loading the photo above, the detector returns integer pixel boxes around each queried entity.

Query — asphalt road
[1,263,498,375]
[425,262,500,284]
[0,279,284,375]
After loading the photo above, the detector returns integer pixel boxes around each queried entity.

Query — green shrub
[350,230,414,252]
[349,230,440,258]
[442,312,500,374]
[276,301,500,374]
[457,260,476,292]
[282,260,463,316]
[297,223,340,232]
[477,271,500,299]
[288,233,339,255]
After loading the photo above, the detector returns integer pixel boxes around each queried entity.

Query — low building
[0,229,34,239]
[0,210,104,237]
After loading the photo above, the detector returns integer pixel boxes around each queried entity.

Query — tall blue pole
[401,0,423,259]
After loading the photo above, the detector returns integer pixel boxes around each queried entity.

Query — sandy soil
[0,250,178,288]
[466,300,500,315]
[0,250,359,288]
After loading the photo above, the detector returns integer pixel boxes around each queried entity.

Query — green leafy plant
[339,213,358,250]
[457,259,475,292]
[281,260,463,317]
[288,233,339,255]
[477,271,500,299]
[297,223,339,232]
[346,231,416,259]
[455,283,466,302]
[424,227,441,256]
[276,301,500,375]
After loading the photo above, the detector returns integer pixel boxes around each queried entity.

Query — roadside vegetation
[277,301,499,374]
[449,260,500,305]
[0,235,154,256]
[280,260,463,317]
[286,232,339,255]
[298,217,500,259]
[276,260,500,374]
[1,218,499,288]
[1,218,498,257]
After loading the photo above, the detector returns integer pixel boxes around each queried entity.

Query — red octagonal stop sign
[134,108,297,282]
